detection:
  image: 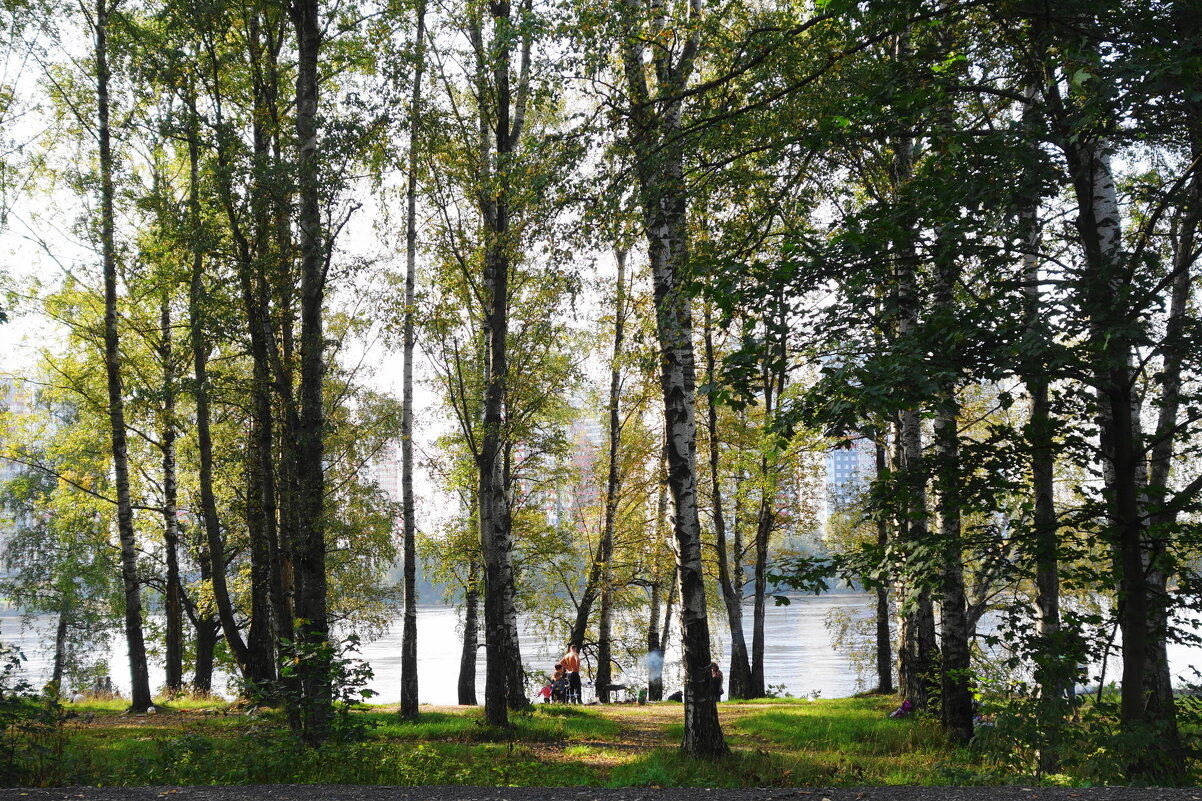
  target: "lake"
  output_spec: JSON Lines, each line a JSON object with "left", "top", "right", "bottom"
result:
{"left": 3, "top": 592, "right": 1201, "bottom": 703}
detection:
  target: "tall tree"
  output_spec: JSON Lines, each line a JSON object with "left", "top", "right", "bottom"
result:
{"left": 157, "top": 287, "right": 184, "bottom": 694}
{"left": 398, "top": 0, "right": 428, "bottom": 722}
{"left": 702, "top": 304, "right": 752, "bottom": 699}
{"left": 289, "top": 0, "right": 332, "bottom": 742}
{"left": 594, "top": 247, "right": 629, "bottom": 703}
{"left": 616, "top": 0, "right": 727, "bottom": 757}
{"left": 93, "top": 0, "right": 152, "bottom": 713}
{"left": 465, "top": 0, "right": 536, "bottom": 726}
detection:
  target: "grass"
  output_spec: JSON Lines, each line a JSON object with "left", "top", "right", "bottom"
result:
{"left": 2, "top": 695, "right": 1073, "bottom": 788}
{"left": 723, "top": 697, "right": 961, "bottom": 785}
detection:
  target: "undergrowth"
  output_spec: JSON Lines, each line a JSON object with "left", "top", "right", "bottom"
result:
{"left": 17, "top": 695, "right": 1192, "bottom": 788}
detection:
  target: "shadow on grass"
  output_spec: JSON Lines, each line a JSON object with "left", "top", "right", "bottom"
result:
{"left": 362, "top": 705, "right": 620, "bottom": 743}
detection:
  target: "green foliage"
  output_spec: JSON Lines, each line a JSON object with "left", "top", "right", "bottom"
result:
{"left": 261, "top": 635, "right": 378, "bottom": 743}
{"left": 969, "top": 691, "right": 1202, "bottom": 787}
{"left": 0, "top": 645, "right": 67, "bottom": 787}
{"left": 0, "top": 393, "right": 122, "bottom": 692}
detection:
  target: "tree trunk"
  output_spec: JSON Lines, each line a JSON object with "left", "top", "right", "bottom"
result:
{"left": 398, "top": 0, "right": 427, "bottom": 721}
{"left": 160, "top": 294, "right": 184, "bottom": 694}
{"left": 248, "top": 55, "right": 288, "bottom": 687}
{"left": 647, "top": 576, "right": 662, "bottom": 702}
{"left": 1138, "top": 41, "right": 1201, "bottom": 771}
{"left": 893, "top": 413, "right": 938, "bottom": 710}
{"left": 618, "top": 0, "right": 727, "bottom": 755}
{"left": 633, "top": 86, "right": 727, "bottom": 753}
{"left": 596, "top": 248, "right": 628, "bottom": 704}
{"left": 931, "top": 144, "right": 972, "bottom": 742}
{"left": 242, "top": 31, "right": 281, "bottom": 684}
{"left": 289, "top": 0, "right": 332, "bottom": 744}
{"left": 889, "top": 99, "right": 938, "bottom": 711}
{"left": 1061, "top": 132, "right": 1155, "bottom": 733}
{"left": 95, "top": 0, "right": 152, "bottom": 713}
{"left": 192, "top": 619, "right": 217, "bottom": 693}
{"left": 647, "top": 458, "right": 672, "bottom": 703}
{"left": 243, "top": 51, "right": 282, "bottom": 684}
{"left": 750, "top": 314, "right": 785, "bottom": 700}
{"left": 934, "top": 403, "right": 972, "bottom": 744}
{"left": 750, "top": 485, "right": 770, "bottom": 698}
{"left": 198, "top": 27, "right": 285, "bottom": 686}
{"left": 661, "top": 566, "right": 677, "bottom": 656}
{"left": 51, "top": 603, "right": 69, "bottom": 688}
{"left": 189, "top": 532, "right": 217, "bottom": 693}
{"left": 471, "top": 0, "right": 529, "bottom": 726}
{"left": 641, "top": 154, "right": 727, "bottom": 752}
{"left": 186, "top": 98, "right": 251, "bottom": 674}
{"left": 570, "top": 538, "right": 604, "bottom": 650}
{"left": 1018, "top": 140, "right": 1068, "bottom": 773}
{"left": 703, "top": 305, "right": 752, "bottom": 700}
{"left": 873, "top": 439, "right": 893, "bottom": 694}
{"left": 458, "top": 557, "right": 480, "bottom": 706}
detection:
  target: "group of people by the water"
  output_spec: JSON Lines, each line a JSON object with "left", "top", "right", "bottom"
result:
{"left": 537, "top": 642, "right": 724, "bottom": 705}
{"left": 538, "top": 644, "right": 583, "bottom": 703}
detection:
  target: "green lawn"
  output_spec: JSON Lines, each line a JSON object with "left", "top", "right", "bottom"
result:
{"left": 4, "top": 694, "right": 1158, "bottom": 788}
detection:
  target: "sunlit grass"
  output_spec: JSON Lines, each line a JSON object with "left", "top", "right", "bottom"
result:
{"left": 361, "top": 705, "right": 620, "bottom": 742}
{"left": 725, "top": 696, "right": 961, "bottom": 785}
{"left": 37, "top": 695, "right": 991, "bottom": 787}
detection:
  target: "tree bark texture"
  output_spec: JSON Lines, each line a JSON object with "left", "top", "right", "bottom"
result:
{"left": 159, "top": 294, "right": 184, "bottom": 693}
{"left": 873, "top": 440, "right": 893, "bottom": 695}
{"left": 242, "top": 52, "right": 282, "bottom": 685}
{"left": 750, "top": 335, "right": 784, "bottom": 699}
{"left": 188, "top": 177, "right": 251, "bottom": 677}
{"left": 888, "top": 108, "right": 938, "bottom": 712}
{"left": 471, "top": 0, "right": 530, "bottom": 726}
{"left": 399, "top": 0, "right": 428, "bottom": 721}
{"left": 1016, "top": 137, "right": 1069, "bottom": 773}
{"left": 930, "top": 148, "right": 973, "bottom": 742}
{"left": 1063, "top": 135, "right": 1162, "bottom": 744}
{"left": 704, "top": 306, "right": 752, "bottom": 700}
{"left": 892, "top": 407, "right": 937, "bottom": 710}
{"left": 647, "top": 457, "right": 673, "bottom": 703}
{"left": 290, "top": 0, "right": 332, "bottom": 744}
{"left": 934, "top": 404, "right": 972, "bottom": 744}
{"left": 51, "top": 604, "right": 69, "bottom": 688}
{"left": 596, "top": 248, "right": 628, "bottom": 704}
{"left": 618, "top": 0, "right": 727, "bottom": 756}
{"left": 458, "top": 557, "right": 480, "bottom": 706}
{"left": 96, "top": 0, "right": 153, "bottom": 713}
{"left": 189, "top": 533, "right": 218, "bottom": 692}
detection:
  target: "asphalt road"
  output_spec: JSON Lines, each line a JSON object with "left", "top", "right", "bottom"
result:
{"left": 2, "top": 787, "right": 1202, "bottom": 801}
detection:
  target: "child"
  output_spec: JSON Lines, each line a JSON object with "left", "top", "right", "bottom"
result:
{"left": 551, "top": 664, "right": 567, "bottom": 703}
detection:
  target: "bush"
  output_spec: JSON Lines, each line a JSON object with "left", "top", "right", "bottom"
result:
{"left": 0, "top": 643, "right": 67, "bottom": 787}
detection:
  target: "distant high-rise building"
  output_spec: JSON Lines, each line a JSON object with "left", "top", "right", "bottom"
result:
{"left": 363, "top": 440, "right": 402, "bottom": 505}
{"left": 1, "top": 377, "right": 42, "bottom": 574}
{"left": 824, "top": 433, "right": 876, "bottom": 515}
{"left": 1, "top": 377, "right": 37, "bottom": 485}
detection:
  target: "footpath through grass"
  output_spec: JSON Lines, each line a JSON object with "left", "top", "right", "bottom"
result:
{"left": 26, "top": 695, "right": 988, "bottom": 788}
